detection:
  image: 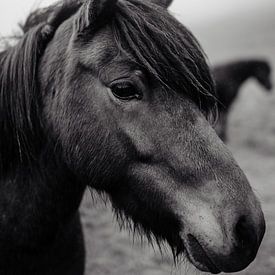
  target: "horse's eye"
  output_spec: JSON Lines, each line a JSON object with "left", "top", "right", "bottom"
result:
{"left": 110, "top": 82, "right": 143, "bottom": 100}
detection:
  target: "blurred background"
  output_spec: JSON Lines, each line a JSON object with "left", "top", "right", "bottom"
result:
{"left": 1, "top": 0, "right": 275, "bottom": 274}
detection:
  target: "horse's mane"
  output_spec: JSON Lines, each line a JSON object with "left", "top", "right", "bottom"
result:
{"left": 0, "top": 24, "right": 47, "bottom": 173}
{"left": 0, "top": 0, "right": 216, "bottom": 173}
{"left": 114, "top": 0, "right": 216, "bottom": 115}
{"left": 21, "top": 1, "right": 82, "bottom": 33}
{"left": 0, "top": 1, "right": 80, "bottom": 173}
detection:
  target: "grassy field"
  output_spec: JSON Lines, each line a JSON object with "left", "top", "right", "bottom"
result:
{"left": 80, "top": 5, "right": 275, "bottom": 275}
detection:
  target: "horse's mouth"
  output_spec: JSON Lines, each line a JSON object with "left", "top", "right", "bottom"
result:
{"left": 182, "top": 234, "right": 221, "bottom": 274}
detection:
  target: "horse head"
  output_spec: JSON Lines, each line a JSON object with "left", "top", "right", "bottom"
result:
{"left": 5, "top": 0, "right": 265, "bottom": 273}
{"left": 253, "top": 60, "right": 273, "bottom": 91}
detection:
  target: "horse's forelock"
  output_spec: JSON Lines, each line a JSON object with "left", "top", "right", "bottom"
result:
{"left": 113, "top": 0, "right": 217, "bottom": 118}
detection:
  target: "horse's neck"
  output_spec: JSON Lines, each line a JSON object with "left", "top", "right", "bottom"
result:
{"left": 0, "top": 148, "right": 86, "bottom": 254}
{"left": 0, "top": 31, "right": 86, "bottom": 270}
{"left": 0, "top": 43, "right": 85, "bottom": 241}
{"left": 0, "top": 162, "right": 86, "bottom": 272}
{"left": 229, "top": 61, "right": 257, "bottom": 87}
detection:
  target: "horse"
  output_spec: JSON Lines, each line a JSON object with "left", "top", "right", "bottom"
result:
{"left": 212, "top": 59, "right": 273, "bottom": 141}
{"left": 0, "top": 0, "right": 265, "bottom": 274}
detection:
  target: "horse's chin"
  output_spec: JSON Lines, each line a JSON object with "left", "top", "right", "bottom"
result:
{"left": 178, "top": 234, "right": 221, "bottom": 274}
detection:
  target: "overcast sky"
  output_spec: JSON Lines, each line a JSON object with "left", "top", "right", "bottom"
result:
{"left": 0, "top": 0, "right": 274, "bottom": 36}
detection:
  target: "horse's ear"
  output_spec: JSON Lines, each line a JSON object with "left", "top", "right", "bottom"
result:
{"left": 75, "top": 0, "right": 118, "bottom": 34}
{"left": 40, "top": 1, "right": 82, "bottom": 39}
{"left": 148, "top": 0, "right": 173, "bottom": 9}
{"left": 47, "top": 1, "right": 82, "bottom": 31}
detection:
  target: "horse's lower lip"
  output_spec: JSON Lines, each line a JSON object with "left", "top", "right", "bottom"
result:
{"left": 184, "top": 234, "right": 221, "bottom": 274}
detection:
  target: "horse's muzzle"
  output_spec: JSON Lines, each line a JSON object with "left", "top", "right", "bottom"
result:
{"left": 181, "top": 207, "right": 266, "bottom": 274}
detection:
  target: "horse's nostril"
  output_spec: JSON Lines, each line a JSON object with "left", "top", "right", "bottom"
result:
{"left": 235, "top": 216, "right": 258, "bottom": 257}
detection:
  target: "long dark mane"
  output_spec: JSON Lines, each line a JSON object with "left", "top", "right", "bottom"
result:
{"left": 0, "top": 24, "right": 47, "bottom": 174}
{"left": 113, "top": 0, "right": 216, "bottom": 114}
{"left": 0, "top": 1, "right": 79, "bottom": 175}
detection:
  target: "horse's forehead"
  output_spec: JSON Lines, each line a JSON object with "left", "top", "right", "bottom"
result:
{"left": 78, "top": 27, "right": 120, "bottom": 70}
